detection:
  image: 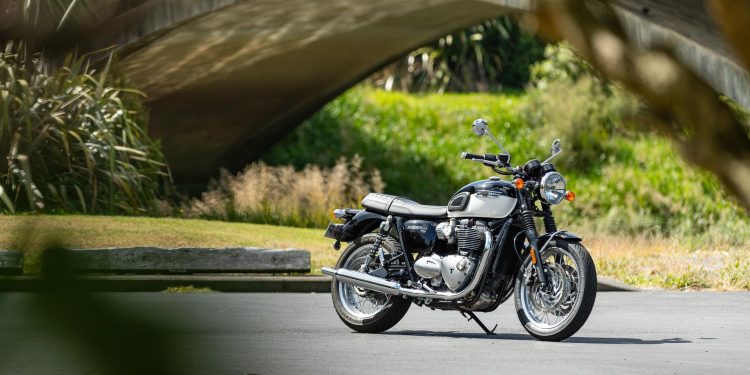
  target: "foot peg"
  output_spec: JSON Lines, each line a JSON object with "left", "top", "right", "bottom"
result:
{"left": 461, "top": 310, "right": 497, "bottom": 335}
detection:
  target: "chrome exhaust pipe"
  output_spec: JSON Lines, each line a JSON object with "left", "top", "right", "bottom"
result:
{"left": 323, "top": 231, "right": 494, "bottom": 301}
{"left": 322, "top": 267, "right": 400, "bottom": 295}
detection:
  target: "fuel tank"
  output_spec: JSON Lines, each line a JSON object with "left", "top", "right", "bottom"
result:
{"left": 447, "top": 178, "right": 516, "bottom": 219}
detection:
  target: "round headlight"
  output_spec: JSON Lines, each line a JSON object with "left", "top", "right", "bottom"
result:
{"left": 540, "top": 172, "right": 566, "bottom": 204}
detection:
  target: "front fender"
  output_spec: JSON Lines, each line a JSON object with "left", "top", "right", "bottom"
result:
{"left": 538, "top": 230, "right": 582, "bottom": 245}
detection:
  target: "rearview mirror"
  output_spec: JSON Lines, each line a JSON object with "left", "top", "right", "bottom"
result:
{"left": 550, "top": 139, "right": 562, "bottom": 156}
{"left": 471, "top": 118, "right": 511, "bottom": 158}
{"left": 543, "top": 139, "right": 563, "bottom": 164}
{"left": 472, "top": 119, "right": 488, "bottom": 136}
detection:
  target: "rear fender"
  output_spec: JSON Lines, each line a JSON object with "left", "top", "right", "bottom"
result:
{"left": 338, "top": 211, "right": 386, "bottom": 242}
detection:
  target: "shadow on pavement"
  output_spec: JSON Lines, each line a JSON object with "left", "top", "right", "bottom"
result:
{"left": 384, "top": 330, "right": 691, "bottom": 345}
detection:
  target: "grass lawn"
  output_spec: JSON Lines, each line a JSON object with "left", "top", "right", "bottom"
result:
{"left": 0, "top": 215, "right": 337, "bottom": 275}
{"left": 1, "top": 215, "right": 748, "bottom": 290}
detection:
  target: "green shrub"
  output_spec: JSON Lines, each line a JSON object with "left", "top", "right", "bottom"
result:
{"left": 523, "top": 43, "right": 643, "bottom": 171}
{"left": 263, "top": 84, "right": 749, "bottom": 239}
{"left": 262, "top": 87, "right": 539, "bottom": 205}
{"left": 521, "top": 43, "right": 748, "bottom": 238}
{"left": 0, "top": 41, "right": 170, "bottom": 214}
{"left": 528, "top": 43, "right": 600, "bottom": 87}
{"left": 262, "top": 41, "right": 748, "bottom": 239}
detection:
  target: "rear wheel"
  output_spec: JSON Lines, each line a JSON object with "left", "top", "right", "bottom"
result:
{"left": 331, "top": 233, "right": 411, "bottom": 333}
{"left": 514, "top": 240, "right": 597, "bottom": 341}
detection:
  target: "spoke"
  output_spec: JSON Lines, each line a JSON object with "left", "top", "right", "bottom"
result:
{"left": 521, "top": 247, "right": 584, "bottom": 329}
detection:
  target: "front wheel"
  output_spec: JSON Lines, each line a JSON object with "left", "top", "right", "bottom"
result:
{"left": 514, "top": 240, "right": 597, "bottom": 341}
{"left": 331, "top": 233, "right": 411, "bottom": 333}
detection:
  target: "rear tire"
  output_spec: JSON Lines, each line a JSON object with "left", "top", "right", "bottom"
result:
{"left": 514, "top": 240, "right": 597, "bottom": 341}
{"left": 331, "top": 234, "right": 411, "bottom": 333}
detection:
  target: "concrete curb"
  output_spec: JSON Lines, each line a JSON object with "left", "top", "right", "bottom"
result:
{"left": 0, "top": 275, "right": 638, "bottom": 292}
{"left": 597, "top": 277, "right": 640, "bottom": 292}
{"left": 68, "top": 247, "right": 311, "bottom": 273}
{"left": 0, "top": 250, "right": 22, "bottom": 275}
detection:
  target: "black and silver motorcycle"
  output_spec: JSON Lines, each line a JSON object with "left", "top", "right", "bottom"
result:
{"left": 322, "top": 119, "right": 596, "bottom": 341}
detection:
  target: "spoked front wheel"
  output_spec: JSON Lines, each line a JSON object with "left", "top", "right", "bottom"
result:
{"left": 514, "top": 240, "right": 597, "bottom": 341}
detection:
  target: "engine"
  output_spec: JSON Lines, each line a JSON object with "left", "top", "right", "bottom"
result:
{"left": 411, "top": 219, "right": 487, "bottom": 291}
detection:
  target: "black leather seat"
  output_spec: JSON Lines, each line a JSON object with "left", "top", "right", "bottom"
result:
{"left": 361, "top": 193, "right": 447, "bottom": 219}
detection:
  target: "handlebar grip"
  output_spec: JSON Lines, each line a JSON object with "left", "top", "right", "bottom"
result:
{"left": 484, "top": 154, "right": 498, "bottom": 161}
{"left": 462, "top": 152, "right": 484, "bottom": 160}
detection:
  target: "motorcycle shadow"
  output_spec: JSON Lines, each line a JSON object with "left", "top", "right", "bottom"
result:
{"left": 383, "top": 330, "right": 691, "bottom": 345}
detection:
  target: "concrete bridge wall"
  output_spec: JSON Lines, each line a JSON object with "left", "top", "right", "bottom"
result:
{"left": 70, "top": 0, "right": 749, "bottom": 188}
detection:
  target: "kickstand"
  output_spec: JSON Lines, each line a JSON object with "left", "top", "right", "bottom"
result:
{"left": 460, "top": 310, "right": 498, "bottom": 335}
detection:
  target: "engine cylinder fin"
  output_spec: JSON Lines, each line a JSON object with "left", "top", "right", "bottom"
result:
{"left": 456, "top": 227, "right": 485, "bottom": 253}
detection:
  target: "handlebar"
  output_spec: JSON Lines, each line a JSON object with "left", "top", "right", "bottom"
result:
{"left": 462, "top": 151, "right": 519, "bottom": 176}
{"left": 461, "top": 152, "right": 497, "bottom": 161}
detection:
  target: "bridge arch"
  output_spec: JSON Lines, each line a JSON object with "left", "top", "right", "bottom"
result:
{"left": 72, "top": 0, "right": 749, "bottom": 187}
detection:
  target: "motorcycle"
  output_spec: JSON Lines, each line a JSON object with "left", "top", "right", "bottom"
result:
{"left": 322, "top": 119, "right": 596, "bottom": 341}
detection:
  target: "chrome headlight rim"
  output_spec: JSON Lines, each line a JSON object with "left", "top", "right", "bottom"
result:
{"left": 539, "top": 172, "right": 566, "bottom": 205}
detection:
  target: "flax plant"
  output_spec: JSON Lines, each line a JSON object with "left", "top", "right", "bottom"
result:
{"left": 0, "top": 41, "right": 170, "bottom": 214}
{"left": 370, "top": 16, "right": 545, "bottom": 92}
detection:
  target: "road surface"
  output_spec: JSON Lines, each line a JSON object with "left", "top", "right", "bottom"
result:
{"left": 1, "top": 292, "right": 748, "bottom": 374}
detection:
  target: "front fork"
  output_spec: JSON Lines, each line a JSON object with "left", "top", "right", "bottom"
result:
{"left": 518, "top": 192, "right": 548, "bottom": 288}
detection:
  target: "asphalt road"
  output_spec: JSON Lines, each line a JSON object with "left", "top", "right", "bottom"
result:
{"left": 1, "top": 292, "right": 748, "bottom": 374}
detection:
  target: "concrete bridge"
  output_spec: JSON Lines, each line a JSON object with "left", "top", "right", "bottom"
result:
{"left": 54, "top": 0, "right": 750, "bottom": 188}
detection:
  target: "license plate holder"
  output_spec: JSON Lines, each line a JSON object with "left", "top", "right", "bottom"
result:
{"left": 324, "top": 223, "right": 345, "bottom": 240}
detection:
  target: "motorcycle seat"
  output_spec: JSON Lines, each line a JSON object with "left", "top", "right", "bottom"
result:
{"left": 361, "top": 193, "right": 447, "bottom": 219}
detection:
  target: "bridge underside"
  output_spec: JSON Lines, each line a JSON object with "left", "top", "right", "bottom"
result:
{"left": 69, "top": 0, "right": 748, "bottom": 188}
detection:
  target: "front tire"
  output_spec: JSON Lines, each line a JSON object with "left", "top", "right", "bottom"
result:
{"left": 331, "top": 234, "right": 411, "bottom": 333}
{"left": 514, "top": 240, "right": 597, "bottom": 341}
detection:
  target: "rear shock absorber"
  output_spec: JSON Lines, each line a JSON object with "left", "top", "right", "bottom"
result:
{"left": 369, "top": 215, "right": 393, "bottom": 265}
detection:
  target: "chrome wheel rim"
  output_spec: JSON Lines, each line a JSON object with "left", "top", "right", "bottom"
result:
{"left": 337, "top": 245, "right": 391, "bottom": 319}
{"left": 519, "top": 247, "right": 581, "bottom": 330}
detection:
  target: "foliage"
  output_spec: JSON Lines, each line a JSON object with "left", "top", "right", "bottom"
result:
{"left": 523, "top": 43, "right": 643, "bottom": 171}
{"left": 522, "top": 44, "right": 748, "bottom": 238}
{"left": 0, "top": 41, "right": 170, "bottom": 214}
{"left": 369, "top": 16, "right": 545, "bottom": 93}
{"left": 262, "top": 82, "right": 749, "bottom": 240}
{"left": 528, "top": 43, "right": 599, "bottom": 86}
{"left": 533, "top": 0, "right": 750, "bottom": 212}
{"left": 184, "top": 157, "right": 383, "bottom": 228}
{"left": 262, "top": 86, "right": 533, "bottom": 205}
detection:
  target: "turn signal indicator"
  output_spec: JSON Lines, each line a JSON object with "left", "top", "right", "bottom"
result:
{"left": 565, "top": 191, "right": 576, "bottom": 202}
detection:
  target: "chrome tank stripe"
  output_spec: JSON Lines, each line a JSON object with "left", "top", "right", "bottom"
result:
{"left": 448, "top": 194, "right": 516, "bottom": 218}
